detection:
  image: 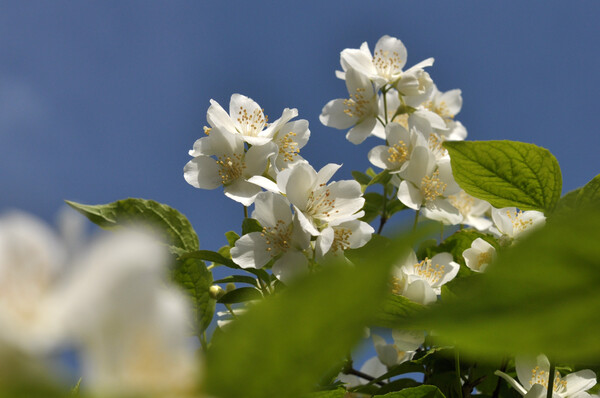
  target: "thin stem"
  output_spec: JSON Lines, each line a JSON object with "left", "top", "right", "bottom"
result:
{"left": 547, "top": 362, "right": 555, "bottom": 398}
{"left": 207, "top": 263, "right": 215, "bottom": 270}
{"left": 440, "top": 222, "right": 444, "bottom": 241}
{"left": 492, "top": 357, "right": 508, "bottom": 398}
{"left": 382, "top": 86, "right": 389, "bottom": 125}
{"left": 225, "top": 304, "right": 237, "bottom": 318}
{"left": 345, "top": 368, "right": 387, "bottom": 387}
{"left": 376, "top": 116, "right": 386, "bottom": 126}
{"left": 243, "top": 205, "right": 248, "bottom": 218}
{"left": 412, "top": 208, "right": 420, "bottom": 232}
{"left": 257, "top": 277, "right": 270, "bottom": 296}
{"left": 198, "top": 331, "right": 208, "bottom": 351}
{"left": 377, "top": 187, "right": 388, "bottom": 235}
{"left": 455, "top": 350, "right": 464, "bottom": 398}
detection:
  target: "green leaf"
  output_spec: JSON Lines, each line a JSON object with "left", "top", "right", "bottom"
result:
{"left": 361, "top": 192, "right": 384, "bottom": 223}
{"left": 426, "top": 229, "right": 498, "bottom": 269}
{"left": 66, "top": 198, "right": 199, "bottom": 254}
{"left": 171, "top": 257, "right": 215, "bottom": 334}
{"left": 213, "top": 275, "right": 258, "bottom": 287}
{"left": 368, "top": 169, "right": 392, "bottom": 187}
{"left": 443, "top": 140, "right": 562, "bottom": 212}
{"left": 371, "top": 294, "right": 425, "bottom": 329}
{"left": 377, "top": 385, "right": 446, "bottom": 397}
{"left": 554, "top": 174, "right": 600, "bottom": 217}
{"left": 205, "top": 234, "right": 412, "bottom": 398}
{"left": 179, "top": 249, "right": 238, "bottom": 269}
{"left": 416, "top": 208, "right": 600, "bottom": 362}
{"left": 225, "top": 230, "right": 240, "bottom": 246}
{"left": 352, "top": 170, "right": 373, "bottom": 186}
{"left": 242, "top": 217, "right": 263, "bottom": 235}
{"left": 217, "top": 287, "right": 263, "bottom": 304}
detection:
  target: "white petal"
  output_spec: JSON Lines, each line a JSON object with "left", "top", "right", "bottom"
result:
{"left": 247, "top": 175, "right": 280, "bottom": 193}
{"left": 316, "top": 163, "right": 341, "bottom": 187}
{"left": 230, "top": 232, "right": 272, "bottom": 269}
{"left": 207, "top": 99, "right": 237, "bottom": 133}
{"left": 374, "top": 35, "right": 407, "bottom": 73}
{"left": 244, "top": 142, "right": 277, "bottom": 177}
{"left": 320, "top": 99, "right": 357, "bottom": 129}
{"left": 495, "top": 370, "right": 528, "bottom": 396}
{"left": 340, "top": 48, "right": 378, "bottom": 80}
{"left": 346, "top": 118, "right": 378, "bottom": 145}
{"left": 564, "top": 370, "right": 597, "bottom": 395}
{"left": 224, "top": 180, "right": 261, "bottom": 206}
{"left": 284, "top": 163, "right": 316, "bottom": 210}
{"left": 294, "top": 206, "right": 319, "bottom": 236}
{"left": 368, "top": 145, "right": 393, "bottom": 169}
{"left": 272, "top": 251, "right": 308, "bottom": 283}
{"left": 183, "top": 157, "right": 221, "bottom": 189}
{"left": 397, "top": 180, "right": 422, "bottom": 210}
{"left": 439, "top": 89, "right": 462, "bottom": 117}
{"left": 315, "top": 227, "right": 334, "bottom": 259}
{"left": 252, "top": 191, "right": 292, "bottom": 228}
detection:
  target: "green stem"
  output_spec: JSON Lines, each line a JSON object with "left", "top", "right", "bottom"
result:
{"left": 225, "top": 304, "right": 237, "bottom": 318}
{"left": 243, "top": 205, "right": 248, "bottom": 218}
{"left": 377, "top": 187, "right": 388, "bottom": 235}
{"left": 547, "top": 362, "right": 555, "bottom": 398}
{"left": 412, "top": 208, "right": 420, "bottom": 232}
{"left": 455, "top": 350, "right": 464, "bottom": 398}
{"left": 440, "top": 222, "right": 444, "bottom": 241}
{"left": 198, "top": 331, "right": 208, "bottom": 351}
{"left": 383, "top": 86, "right": 389, "bottom": 125}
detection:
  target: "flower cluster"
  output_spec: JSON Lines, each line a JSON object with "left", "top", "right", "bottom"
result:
{"left": 185, "top": 94, "right": 374, "bottom": 281}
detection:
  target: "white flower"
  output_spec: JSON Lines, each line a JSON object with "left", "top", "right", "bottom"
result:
{"left": 367, "top": 122, "right": 428, "bottom": 173}
{"left": 395, "top": 146, "right": 460, "bottom": 212}
{"left": 184, "top": 126, "right": 277, "bottom": 206}
{"left": 490, "top": 207, "right": 546, "bottom": 239}
{"left": 463, "top": 238, "right": 496, "bottom": 273}
{"left": 423, "top": 85, "right": 463, "bottom": 124}
{"left": 272, "top": 162, "right": 365, "bottom": 235}
{"left": 320, "top": 68, "right": 384, "bottom": 144}
{"left": 315, "top": 219, "right": 374, "bottom": 260}
{"left": 337, "top": 356, "right": 387, "bottom": 389}
{"left": 230, "top": 191, "right": 311, "bottom": 282}
{"left": 447, "top": 190, "right": 493, "bottom": 230}
{"left": 392, "top": 250, "right": 459, "bottom": 305}
{"left": 206, "top": 93, "right": 298, "bottom": 146}
{"left": 395, "top": 61, "right": 435, "bottom": 106}
{"left": 269, "top": 118, "right": 311, "bottom": 175}
{"left": 495, "top": 354, "right": 596, "bottom": 397}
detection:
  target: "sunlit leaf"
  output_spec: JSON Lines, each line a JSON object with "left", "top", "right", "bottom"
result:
{"left": 443, "top": 141, "right": 562, "bottom": 212}
{"left": 66, "top": 198, "right": 199, "bottom": 255}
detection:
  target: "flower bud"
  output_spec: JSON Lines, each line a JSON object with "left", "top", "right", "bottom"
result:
{"left": 209, "top": 285, "right": 225, "bottom": 300}
{"left": 225, "top": 282, "right": 236, "bottom": 292}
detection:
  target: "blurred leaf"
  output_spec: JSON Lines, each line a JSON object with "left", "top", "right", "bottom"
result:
{"left": 368, "top": 169, "right": 392, "bottom": 187}
{"left": 352, "top": 170, "right": 373, "bottom": 186}
{"left": 172, "top": 256, "right": 215, "bottom": 334}
{"left": 371, "top": 294, "right": 425, "bottom": 329}
{"left": 361, "top": 192, "right": 384, "bottom": 223}
{"left": 205, "top": 233, "right": 412, "bottom": 398}
{"left": 213, "top": 275, "right": 258, "bottom": 287}
{"left": 387, "top": 198, "right": 407, "bottom": 216}
{"left": 553, "top": 174, "right": 600, "bottom": 217}
{"left": 416, "top": 208, "right": 600, "bottom": 362}
{"left": 443, "top": 141, "right": 562, "bottom": 212}
{"left": 180, "top": 249, "right": 238, "bottom": 269}
{"left": 217, "top": 287, "right": 263, "bottom": 304}
{"left": 305, "top": 387, "right": 347, "bottom": 397}
{"left": 242, "top": 217, "right": 263, "bottom": 235}
{"left": 66, "top": 198, "right": 199, "bottom": 254}
{"left": 376, "top": 385, "right": 446, "bottom": 397}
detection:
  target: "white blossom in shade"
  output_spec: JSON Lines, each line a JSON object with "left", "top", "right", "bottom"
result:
{"left": 463, "top": 238, "right": 496, "bottom": 273}
{"left": 269, "top": 162, "right": 365, "bottom": 236}
{"left": 495, "top": 354, "right": 596, "bottom": 397}
{"left": 367, "top": 122, "right": 428, "bottom": 174}
{"left": 490, "top": 207, "right": 546, "bottom": 240}
{"left": 320, "top": 68, "right": 384, "bottom": 145}
{"left": 269, "top": 118, "right": 311, "bottom": 175}
{"left": 184, "top": 126, "right": 277, "bottom": 206}
{"left": 337, "top": 356, "right": 387, "bottom": 389}
{"left": 395, "top": 60, "right": 436, "bottom": 107}
{"left": 205, "top": 93, "right": 298, "bottom": 146}
{"left": 230, "top": 191, "right": 311, "bottom": 282}
{"left": 315, "top": 219, "right": 374, "bottom": 260}
{"left": 423, "top": 85, "right": 463, "bottom": 124}
{"left": 447, "top": 190, "right": 493, "bottom": 231}
{"left": 0, "top": 212, "right": 67, "bottom": 352}
{"left": 391, "top": 250, "right": 459, "bottom": 305}
{"left": 395, "top": 146, "right": 461, "bottom": 214}
{"left": 371, "top": 330, "right": 424, "bottom": 368}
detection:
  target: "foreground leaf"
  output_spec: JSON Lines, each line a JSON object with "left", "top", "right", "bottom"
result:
{"left": 205, "top": 235, "right": 412, "bottom": 398}
{"left": 417, "top": 208, "right": 600, "bottom": 362}
{"left": 66, "top": 198, "right": 199, "bottom": 254}
{"left": 554, "top": 173, "right": 600, "bottom": 217}
{"left": 377, "top": 385, "right": 446, "bottom": 397}
{"left": 443, "top": 140, "right": 562, "bottom": 212}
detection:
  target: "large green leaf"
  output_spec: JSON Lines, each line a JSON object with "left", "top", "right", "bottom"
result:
{"left": 305, "top": 387, "right": 348, "bottom": 398}
{"left": 371, "top": 294, "right": 425, "bottom": 329}
{"left": 172, "top": 256, "right": 215, "bottom": 334}
{"left": 205, "top": 235, "right": 412, "bottom": 398}
{"left": 66, "top": 198, "right": 199, "bottom": 255}
{"left": 416, "top": 208, "right": 600, "bottom": 362}
{"left": 554, "top": 174, "right": 600, "bottom": 217}
{"left": 377, "top": 385, "right": 446, "bottom": 397}
{"left": 443, "top": 140, "right": 562, "bottom": 212}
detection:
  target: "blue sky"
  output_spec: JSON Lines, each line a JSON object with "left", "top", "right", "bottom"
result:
{"left": 1, "top": 1, "right": 599, "bottom": 254}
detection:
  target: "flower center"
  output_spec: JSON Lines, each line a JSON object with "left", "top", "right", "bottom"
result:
{"left": 306, "top": 184, "right": 339, "bottom": 220}
{"left": 235, "top": 106, "right": 268, "bottom": 137}
{"left": 448, "top": 191, "right": 475, "bottom": 217}
{"left": 373, "top": 49, "right": 403, "bottom": 79}
{"left": 278, "top": 131, "right": 300, "bottom": 163}
{"left": 261, "top": 220, "right": 292, "bottom": 256}
{"left": 343, "top": 88, "right": 370, "bottom": 119}
{"left": 412, "top": 257, "right": 446, "bottom": 285}
{"left": 529, "top": 367, "right": 568, "bottom": 393}
{"left": 428, "top": 134, "right": 448, "bottom": 158}
{"left": 216, "top": 154, "right": 245, "bottom": 185}
{"left": 476, "top": 252, "right": 492, "bottom": 270}
{"left": 506, "top": 209, "right": 534, "bottom": 233}
{"left": 425, "top": 100, "right": 454, "bottom": 120}
{"left": 420, "top": 170, "right": 447, "bottom": 202}
{"left": 387, "top": 141, "right": 408, "bottom": 166}
{"left": 331, "top": 227, "right": 352, "bottom": 252}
